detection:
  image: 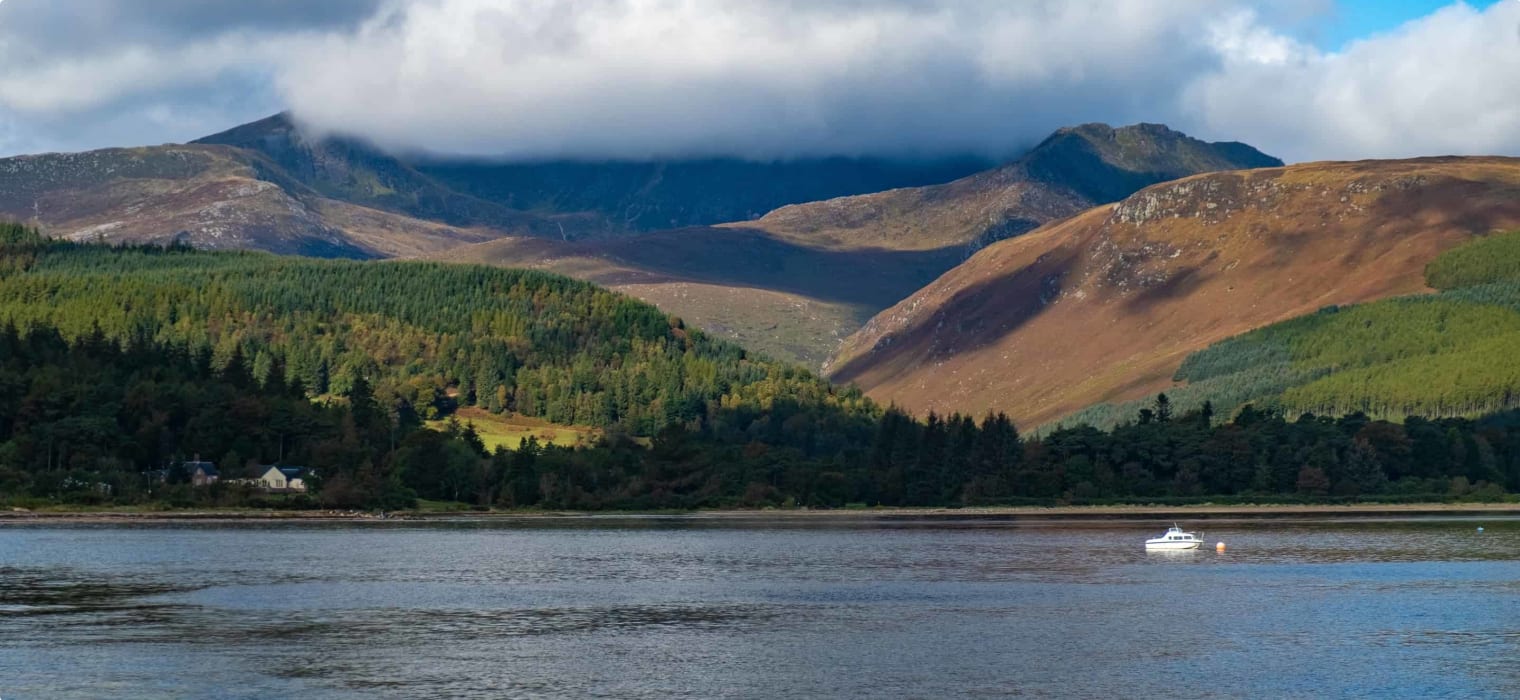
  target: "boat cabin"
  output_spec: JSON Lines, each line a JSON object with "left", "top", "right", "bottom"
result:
{"left": 1160, "top": 527, "right": 1198, "bottom": 542}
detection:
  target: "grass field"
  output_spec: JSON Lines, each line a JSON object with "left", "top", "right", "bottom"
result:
{"left": 426, "top": 408, "right": 598, "bottom": 451}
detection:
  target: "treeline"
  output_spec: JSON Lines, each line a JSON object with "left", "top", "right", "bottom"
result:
{"left": 1022, "top": 397, "right": 1519, "bottom": 503}
{"left": 5, "top": 315, "right": 1515, "bottom": 509}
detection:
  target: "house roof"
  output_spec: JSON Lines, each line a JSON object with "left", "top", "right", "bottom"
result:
{"left": 259, "top": 465, "right": 308, "bottom": 479}
{"left": 184, "top": 461, "right": 218, "bottom": 476}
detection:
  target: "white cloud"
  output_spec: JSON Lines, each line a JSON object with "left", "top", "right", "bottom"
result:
{"left": 2, "top": 0, "right": 1519, "bottom": 162}
{"left": 1207, "top": 10, "right": 1317, "bottom": 67}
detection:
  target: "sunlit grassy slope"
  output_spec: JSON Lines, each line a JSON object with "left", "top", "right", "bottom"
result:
{"left": 1063, "top": 229, "right": 1520, "bottom": 427}
{"left": 425, "top": 408, "right": 598, "bottom": 451}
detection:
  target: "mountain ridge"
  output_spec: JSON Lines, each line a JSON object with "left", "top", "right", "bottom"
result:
{"left": 196, "top": 112, "right": 997, "bottom": 235}
{"left": 737, "top": 122, "right": 1283, "bottom": 254}
{"left": 192, "top": 113, "right": 602, "bottom": 239}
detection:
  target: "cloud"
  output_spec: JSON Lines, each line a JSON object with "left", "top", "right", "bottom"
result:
{"left": 279, "top": 0, "right": 1231, "bottom": 159}
{"left": 1189, "top": 2, "right": 1520, "bottom": 161}
{"left": 1, "top": 0, "right": 1519, "bottom": 163}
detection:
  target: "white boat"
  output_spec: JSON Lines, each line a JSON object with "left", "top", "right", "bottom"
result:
{"left": 1145, "top": 524, "right": 1204, "bottom": 550}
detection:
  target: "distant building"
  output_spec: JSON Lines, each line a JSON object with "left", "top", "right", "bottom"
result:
{"left": 185, "top": 461, "right": 219, "bottom": 487}
{"left": 256, "top": 465, "right": 310, "bottom": 493}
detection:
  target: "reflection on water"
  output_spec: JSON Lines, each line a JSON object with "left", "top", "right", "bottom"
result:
{"left": 0, "top": 518, "right": 1517, "bottom": 699}
{"left": 0, "top": 567, "right": 189, "bottom": 615}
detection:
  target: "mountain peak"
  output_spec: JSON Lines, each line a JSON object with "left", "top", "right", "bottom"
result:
{"left": 1019, "top": 122, "right": 1283, "bottom": 203}
{"left": 191, "top": 112, "right": 301, "bottom": 149}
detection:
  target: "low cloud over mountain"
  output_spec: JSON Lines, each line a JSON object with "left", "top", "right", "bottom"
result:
{"left": 2, "top": 0, "right": 1518, "bottom": 162}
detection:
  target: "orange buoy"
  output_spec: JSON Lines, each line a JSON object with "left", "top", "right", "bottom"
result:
{"left": 1216, "top": 541, "right": 1227, "bottom": 553}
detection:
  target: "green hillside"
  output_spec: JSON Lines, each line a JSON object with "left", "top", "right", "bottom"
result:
{"left": 1065, "top": 230, "right": 1520, "bottom": 427}
{"left": 0, "top": 222, "right": 874, "bottom": 437}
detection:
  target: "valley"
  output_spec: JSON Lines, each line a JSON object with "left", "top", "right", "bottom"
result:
{"left": 435, "top": 123, "right": 1281, "bottom": 366}
{"left": 7, "top": 117, "right": 1520, "bottom": 510}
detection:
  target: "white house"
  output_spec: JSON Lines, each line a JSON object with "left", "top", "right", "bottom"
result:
{"left": 256, "top": 465, "right": 310, "bottom": 493}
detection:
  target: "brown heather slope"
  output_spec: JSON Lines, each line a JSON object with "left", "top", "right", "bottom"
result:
{"left": 0, "top": 145, "right": 503, "bottom": 258}
{"left": 439, "top": 124, "right": 1279, "bottom": 367}
{"left": 827, "top": 157, "right": 1520, "bottom": 426}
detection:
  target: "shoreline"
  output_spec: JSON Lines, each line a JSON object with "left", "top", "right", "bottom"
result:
{"left": 3, "top": 501, "right": 1518, "bottom": 524}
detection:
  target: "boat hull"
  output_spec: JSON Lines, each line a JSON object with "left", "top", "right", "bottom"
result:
{"left": 1144, "top": 540, "right": 1202, "bottom": 550}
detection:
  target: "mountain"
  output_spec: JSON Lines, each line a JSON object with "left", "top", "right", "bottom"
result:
{"left": 191, "top": 114, "right": 598, "bottom": 238}
{"left": 196, "top": 112, "right": 994, "bottom": 234}
{"left": 0, "top": 112, "right": 991, "bottom": 261}
{"left": 0, "top": 115, "right": 1279, "bottom": 368}
{"left": 440, "top": 123, "right": 1282, "bottom": 366}
{"left": 0, "top": 142, "right": 520, "bottom": 258}
{"left": 827, "top": 157, "right": 1520, "bottom": 427}
{"left": 746, "top": 123, "right": 1283, "bottom": 253}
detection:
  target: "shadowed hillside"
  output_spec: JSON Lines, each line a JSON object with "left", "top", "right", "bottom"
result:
{"left": 829, "top": 157, "right": 1520, "bottom": 426}
{"left": 416, "top": 154, "right": 995, "bottom": 232}
{"left": 435, "top": 228, "right": 966, "bottom": 366}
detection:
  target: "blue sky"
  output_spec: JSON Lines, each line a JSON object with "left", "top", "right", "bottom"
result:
{"left": 1321, "top": 0, "right": 1504, "bottom": 47}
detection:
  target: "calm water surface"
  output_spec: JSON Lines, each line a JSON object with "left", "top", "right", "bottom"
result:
{"left": 1, "top": 516, "right": 1517, "bottom": 699}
